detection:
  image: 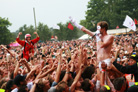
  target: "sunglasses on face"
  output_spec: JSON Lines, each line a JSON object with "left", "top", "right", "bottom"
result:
{"left": 27, "top": 37, "right": 31, "bottom": 39}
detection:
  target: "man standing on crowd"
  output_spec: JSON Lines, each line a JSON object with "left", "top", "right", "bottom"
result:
{"left": 69, "top": 17, "right": 113, "bottom": 69}
{"left": 69, "top": 17, "right": 115, "bottom": 91}
{"left": 16, "top": 32, "right": 40, "bottom": 61}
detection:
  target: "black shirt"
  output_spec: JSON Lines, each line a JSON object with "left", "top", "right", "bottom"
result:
{"left": 113, "top": 59, "right": 138, "bottom": 82}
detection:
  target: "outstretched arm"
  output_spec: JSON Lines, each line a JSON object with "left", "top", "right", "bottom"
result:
{"left": 69, "top": 17, "right": 95, "bottom": 36}
{"left": 1, "top": 45, "right": 14, "bottom": 57}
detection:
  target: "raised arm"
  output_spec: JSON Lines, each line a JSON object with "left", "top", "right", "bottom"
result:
{"left": 100, "top": 62, "right": 107, "bottom": 86}
{"left": 1, "top": 45, "right": 14, "bottom": 57}
{"left": 14, "top": 60, "right": 21, "bottom": 78}
{"left": 69, "top": 17, "right": 95, "bottom": 36}
{"left": 70, "top": 64, "right": 83, "bottom": 92}
{"left": 31, "top": 32, "right": 40, "bottom": 44}
{"left": 30, "top": 79, "right": 39, "bottom": 92}
{"left": 54, "top": 50, "right": 62, "bottom": 83}
{"left": 16, "top": 32, "right": 25, "bottom": 46}
{"left": 62, "top": 63, "right": 69, "bottom": 82}
{"left": 21, "top": 59, "right": 31, "bottom": 72}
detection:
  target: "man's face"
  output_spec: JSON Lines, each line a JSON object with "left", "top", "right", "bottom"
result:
{"left": 128, "top": 59, "right": 136, "bottom": 65}
{"left": 97, "top": 25, "right": 104, "bottom": 34}
{"left": 26, "top": 37, "right": 31, "bottom": 42}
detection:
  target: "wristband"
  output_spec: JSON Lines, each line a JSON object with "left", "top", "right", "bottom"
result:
{"left": 66, "top": 72, "right": 70, "bottom": 74}
{"left": 102, "top": 69, "right": 106, "bottom": 72}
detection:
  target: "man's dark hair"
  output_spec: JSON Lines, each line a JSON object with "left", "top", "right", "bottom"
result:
{"left": 81, "top": 78, "right": 91, "bottom": 91}
{"left": 6, "top": 80, "right": 14, "bottom": 91}
{"left": 18, "top": 86, "right": 28, "bottom": 92}
{"left": 97, "top": 21, "right": 108, "bottom": 31}
{"left": 59, "top": 71, "right": 66, "bottom": 82}
{"left": 113, "top": 77, "right": 126, "bottom": 91}
{"left": 42, "top": 54, "right": 45, "bottom": 58}
{"left": 100, "top": 86, "right": 111, "bottom": 92}
{"left": 6, "top": 45, "right": 11, "bottom": 49}
{"left": 81, "top": 65, "right": 95, "bottom": 80}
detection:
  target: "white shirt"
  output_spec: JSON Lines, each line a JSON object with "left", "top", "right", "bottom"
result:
{"left": 11, "top": 82, "right": 33, "bottom": 92}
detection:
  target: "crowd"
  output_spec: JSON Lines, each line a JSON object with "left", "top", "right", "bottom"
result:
{"left": 0, "top": 29, "right": 138, "bottom": 92}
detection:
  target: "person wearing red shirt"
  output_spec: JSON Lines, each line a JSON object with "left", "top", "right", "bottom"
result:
{"left": 16, "top": 32, "right": 40, "bottom": 61}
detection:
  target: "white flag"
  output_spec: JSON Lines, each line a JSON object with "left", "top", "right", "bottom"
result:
{"left": 123, "top": 15, "right": 136, "bottom": 31}
{"left": 53, "top": 24, "right": 60, "bottom": 30}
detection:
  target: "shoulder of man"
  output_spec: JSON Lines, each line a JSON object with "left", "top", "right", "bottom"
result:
{"left": 11, "top": 88, "right": 18, "bottom": 92}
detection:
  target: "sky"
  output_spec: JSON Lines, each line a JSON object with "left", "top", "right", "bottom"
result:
{"left": 0, "top": 0, "right": 90, "bottom": 32}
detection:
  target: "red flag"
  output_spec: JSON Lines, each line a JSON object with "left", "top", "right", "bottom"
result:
{"left": 68, "top": 23, "right": 74, "bottom": 30}
{"left": 116, "top": 26, "right": 119, "bottom": 29}
{"left": 134, "top": 19, "right": 137, "bottom": 25}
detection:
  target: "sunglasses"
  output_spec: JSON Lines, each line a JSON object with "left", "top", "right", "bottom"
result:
{"left": 26, "top": 37, "right": 31, "bottom": 39}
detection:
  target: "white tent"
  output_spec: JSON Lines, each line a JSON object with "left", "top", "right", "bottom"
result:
{"left": 107, "top": 28, "right": 131, "bottom": 35}
{"left": 78, "top": 34, "right": 91, "bottom": 40}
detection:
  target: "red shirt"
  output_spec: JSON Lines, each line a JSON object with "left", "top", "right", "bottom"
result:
{"left": 16, "top": 37, "right": 40, "bottom": 55}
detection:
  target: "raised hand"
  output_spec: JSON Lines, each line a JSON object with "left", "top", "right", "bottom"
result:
{"left": 18, "top": 32, "right": 22, "bottom": 36}
{"left": 69, "top": 16, "right": 83, "bottom": 30}
{"left": 34, "top": 32, "right": 38, "bottom": 35}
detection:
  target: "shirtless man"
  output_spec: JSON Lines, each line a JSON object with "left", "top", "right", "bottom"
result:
{"left": 69, "top": 17, "right": 114, "bottom": 69}
{"left": 69, "top": 17, "right": 115, "bottom": 91}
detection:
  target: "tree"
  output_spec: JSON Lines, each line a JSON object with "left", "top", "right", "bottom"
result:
{"left": 53, "top": 22, "right": 80, "bottom": 41}
{"left": 16, "top": 23, "right": 52, "bottom": 42}
{"left": 0, "top": 17, "right": 14, "bottom": 45}
{"left": 81, "top": 0, "right": 138, "bottom": 31}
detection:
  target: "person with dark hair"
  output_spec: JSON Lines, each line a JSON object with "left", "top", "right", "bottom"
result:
{"left": 113, "top": 49, "right": 138, "bottom": 82}
{"left": 81, "top": 78, "right": 94, "bottom": 92}
{"left": 6, "top": 80, "right": 16, "bottom": 92}
{"left": 18, "top": 86, "right": 29, "bottom": 92}
{"left": 81, "top": 65, "right": 95, "bottom": 80}
{"left": 127, "top": 85, "right": 138, "bottom": 92}
{"left": 11, "top": 74, "right": 33, "bottom": 92}
{"left": 113, "top": 77, "right": 127, "bottom": 92}
{"left": 69, "top": 17, "right": 116, "bottom": 91}
{"left": 100, "top": 85, "right": 111, "bottom": 92}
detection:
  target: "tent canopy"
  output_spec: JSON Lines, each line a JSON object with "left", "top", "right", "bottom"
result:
{"left": 78, "top": 34, "right": 91, "bottom": 40}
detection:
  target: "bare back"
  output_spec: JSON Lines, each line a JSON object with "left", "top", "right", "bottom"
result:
{"left": 97, "top": 35, "right": 114, "bottom": 61}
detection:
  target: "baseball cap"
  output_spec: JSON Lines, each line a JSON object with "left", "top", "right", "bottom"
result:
{"left": 130, "top": 54, "right": 138, "bottom": 62}
{"left": 13, "top": 74, "right": 27, "bottom": 86}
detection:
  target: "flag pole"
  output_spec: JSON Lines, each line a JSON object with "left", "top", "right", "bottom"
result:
{"left": 33, "top": 8, "right": 37, "bottom": 32}
{"left": 126, "top": 28, "right": 127, "bottom": 35}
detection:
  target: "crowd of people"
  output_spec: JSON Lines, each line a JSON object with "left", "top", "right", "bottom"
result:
{"left": 0, "top": 20, "right": 138, "bottom": 92}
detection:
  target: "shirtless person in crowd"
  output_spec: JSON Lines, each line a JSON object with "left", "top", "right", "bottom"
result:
{"left": 69, "top": 17, "right": 113, "bottom": 70}
{"left": 69, "top": 17, "right": 116, "bottom": 91}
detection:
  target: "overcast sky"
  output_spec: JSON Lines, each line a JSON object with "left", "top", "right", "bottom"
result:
{"left": 0, "top": 0, "right": 90, "bottom": 32}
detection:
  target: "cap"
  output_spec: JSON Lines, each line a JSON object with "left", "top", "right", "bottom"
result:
{"left": 25, "top": 34, "right": 31, "bottom": 39}
{"left": 14, "top": 74, "right": 27, "bottom": 86}
{"left": 130, "top": 54, "right": 138, "bottom": 62}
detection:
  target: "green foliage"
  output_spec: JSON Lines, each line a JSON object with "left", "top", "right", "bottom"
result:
{"left": 15, "top": 23, "right": 52, "bottom": 42}
{"left": 53, "top": 22, "right": 81, "bottom": 41}
{"left": 0, "top": 17, "right": 14, "bottom": 45}
{"left": 81, "top": 0, "right": 138, "bottom": 31}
